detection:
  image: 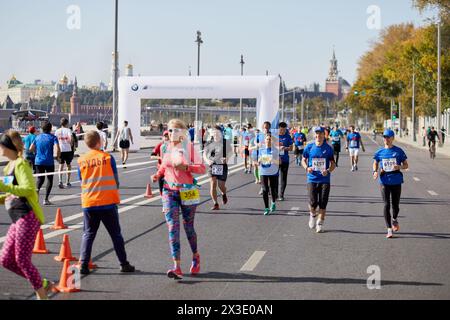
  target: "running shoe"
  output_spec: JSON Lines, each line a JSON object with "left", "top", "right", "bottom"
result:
{"left": 120, "top": 263, "right": 135, "bottom": 273}
{"left": 351, "top": 166, "right": 355, "bottom": 172}
{"left": 316, "top": 222, "right": 324, "bottom": 233}
{"left": 392, "top": 220, "right": 400, "bottom": 232}
{"left": 264, "top": 208, "right": 270, "bottom": 216}
{"left": 43, "top": 199, "right": 53, "bottom": 206}
{"left": 355, "top": 165, "right": 358, "bottom": 171}
{"left": 190, "top": 254, "right": 200, "bottom": 275}
{"left": 66, "top": 182, "right": 72, "bottom": 188}
{"left": 58, "top": 182, "right": 64, "bottom": 189}
{"left": 258, "top": 188, "right": 264, "bottom": 195}
{"left": 167, "top": 268, "right": 183, "bottom": 280}
{"left": 270, "top": 202, "right": 276, "bottom": 213}
{"left": 386, "top": 228, "right": 393, "bottom": 239}
{"left": 79, "top": 264, "right": 90, "bottom": 275}
{"left": 211, "top": 203, "right": 220, "bottom": 211}
{"left": 222, "top": 194, "right": 228, "bottom": 205}
{"left": 278, "top": 196, "right": 285, "bottom": 201}
{"left": 309, "top": 215, "right": 316, "bottom": 229}
{"left": 42, "top": 278, "right": 56, "bottom": 295}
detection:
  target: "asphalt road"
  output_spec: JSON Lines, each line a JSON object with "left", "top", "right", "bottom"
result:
{"left": 0, "top": 135, "right": 449, "bottom": 300}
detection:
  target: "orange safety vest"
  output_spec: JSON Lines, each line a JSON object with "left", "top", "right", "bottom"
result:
{"left": 78, "top": 150, "right": 120, "bottom": 208}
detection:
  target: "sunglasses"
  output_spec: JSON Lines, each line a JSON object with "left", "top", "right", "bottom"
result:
{"left": 168, "top": 128, "right": 184, "bottom": 133}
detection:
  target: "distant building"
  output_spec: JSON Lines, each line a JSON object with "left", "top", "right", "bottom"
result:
{"left": 125, "top": 64, "right": 133, "bottom": 77}
{"left": 0, "top": 75, "right": 55, "bottom": 105}
{"left": 325, "top": 50, "right": 351, "bottom": 100}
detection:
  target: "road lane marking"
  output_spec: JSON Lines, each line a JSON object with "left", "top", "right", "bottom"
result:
{"left": 413, "top": 177, "right": 421, "bottom": 182}
{"left": 288, "top": 207, "right": 300, "bottom": 215}
{"left": 240, "top": 251, "right": 266, "bottom": 272}
{"left": 0, "top": 163, "right": 244, "bottom": 244}
{"left": 428, "top": 190, "right": 439, "bottom": 196}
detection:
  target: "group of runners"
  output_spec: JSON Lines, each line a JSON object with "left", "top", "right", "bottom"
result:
{"left": 0, "top": 116, "right": 409, "bottom": 298}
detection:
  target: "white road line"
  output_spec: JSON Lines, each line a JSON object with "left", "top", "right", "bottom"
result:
{"left": 240, "top": 251, "right": 266, "bottom": 272}
{"left": 428, "top": 190, "right": 439, "bottom": 196}
{"left": 413, "top": 177, "right": 421, "bottom": 182}
{"left": 288, "top": 207, "right": 300, "bottom": 215}
{"left": 0, "top": 163, "right": 244, "bottom": 244}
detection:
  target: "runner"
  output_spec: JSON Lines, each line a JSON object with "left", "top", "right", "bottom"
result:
{"left": 204, "top": 125, "right": 232, "bottom": 211}
{"left": 0, "top": 130, "right": 55, "bottom": 300}
{"left": 249, "top": 128, "right": 262, "bottom": 184}
{"left": 278, "top": 122, "right": 293, "bottom": 201}
{"left": 113, "top": 120, "right": 134, "bottom": 169}
{"left": 330, "top": 125, "right": 344, "bottom": 167}
{"left": 55, "top": 118, "right": 74, "bottom": 189}
{"left": 293, "top": 125, "right": 307, "bottom": 167}
{"left": 258, "top": 132, "right": 280, "bottom": 215}
{"left": 77, "top": 131, "right": 135, "bottom": 275}
{"left": 302, "top": 126, "right": 336, "bottom": 233}
{"left": 372, "top": 129, "right": 409, "bottom": 239}
{"left": 30, "top": 121, "right": 61, "bottom": 206}
{"left": 96, "top": 121, "right": 108, "bottom": 151}
{"left": 240, "top": 127, "right": 252, "bottom": 174}
{"left": 151, "top": 130, "right": 170, "bottom": 195}
{"left": 346, "top": 125, "right": 365, "bottom": 172}
{"left": 151, "top": 119, "right": 206, "bottom": 280}
{"left": 22, "top": 126, "right": 37, "bottom": 173}
{"left": 232, "top": 125, "right": 239, "bottom": 158}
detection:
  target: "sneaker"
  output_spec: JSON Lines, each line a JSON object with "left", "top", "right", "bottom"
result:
{"left": 58, "top": 182, "right": 64, "bottom": 189}
{"left": 120, "top": 263, "right": 135, "bottom": 273}
{"left": 264, "top": 208, "right": 270, "bottom": 216}
{"left": 355, "top": 165, "right": 358, "bottom": 171}
{"left": 351, "top": 166, "right": 355, "bottom": 172}
{"left": 278, "top": 196, "right": 285, "bottom": 201}
{"left": 66, "top": 182, "right": 72, "bottom": 188}
{"left": 309, "top": 214, "right": 316, "bottom": 229}
{"left": 167, "top": 268, "right": 183, "bottom": 280}
{"left": 211, "top": 203, "right": 220, "bottom": 211}
{"left": 258, "top": 188, "right": 264, "bottom": 195}
{"left": 222, "top": 194, "right": 228, "bottom": 205}
{"left": 190, "top": 254, "right": 200, "bottom": 275}
{"left": 79, "top": 265, "right": 90, "bottom": 275}
{"left": 42, "top": 278, "right": 56, "bottom": 295}
{"left": 123, "top": 162, "right": 127, "bottom": 169}
{"left": 270, "top": 202, "right": 276, "bottom": 213}
{"left": 386, "top": 228, "right": 393, "bottom": 239}
{"left": 316, "top": 222, "right": 324, "bottom": 233}
{"left": 43, "top": 200, "right": 53, "bottom": 206}
{"left": 392, "top": 220, "right": 400, "bottom": 232}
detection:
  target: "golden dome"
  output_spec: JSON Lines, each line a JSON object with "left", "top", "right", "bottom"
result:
{"left": 60, "top": 74, "right": 69, "bottom": 84}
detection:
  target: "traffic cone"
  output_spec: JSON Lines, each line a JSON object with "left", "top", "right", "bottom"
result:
{"left": 51, "top": 208, "right": 67, "bottom": 230}
{"left": 145, "top": 183, "right": 153, "bottom": 198}
{"left": 54, "top": 259, "right": 81, "bottom": 293}
{"left": 54, "top": 234, "right": 77, "bottom": 262}
{"left": 32, "top": 229, "right": 49, "bottom": 254}
{"left": 76, "top": 258, "right": 98, "bottom": 270}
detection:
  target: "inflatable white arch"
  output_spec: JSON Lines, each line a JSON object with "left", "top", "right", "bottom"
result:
{"left": 118, "top": 76, "right": 280, "bottom": 151}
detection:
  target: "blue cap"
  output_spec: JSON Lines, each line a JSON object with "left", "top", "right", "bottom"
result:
{"left": 383, "top": 129, "right": 395, "bottom": 138}
{"left": 314, "top": 126, "right": 325, "bottom": 133}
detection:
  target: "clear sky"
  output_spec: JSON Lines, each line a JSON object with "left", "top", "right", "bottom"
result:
{"left": 0, "top": 0, "right": 436, "bottom": 90}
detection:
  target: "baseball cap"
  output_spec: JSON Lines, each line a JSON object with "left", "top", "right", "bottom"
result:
{"left": 163, "top": 130, "right": 169, "bottom": 136}
{"left": 28, "top": 126, "right": 36, "bottom": 134}
{"left": 383, "top": 129, "right": 395, "bottom": 138}
{"left": 314, "top": 126, "right": 325, "bottom": 133}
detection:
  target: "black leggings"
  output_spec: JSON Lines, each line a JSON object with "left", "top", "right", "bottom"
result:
{"left": 36, "top": 165, "right": 55, "bottom": 200}
{"left": 380, "top": 184, "right": 402, "bottom": 228}
{"left": 279, "top": 162, "right": 289, "bottom": 197}
{"left": 262, "top": 175, "right": 278, "bottom": 208}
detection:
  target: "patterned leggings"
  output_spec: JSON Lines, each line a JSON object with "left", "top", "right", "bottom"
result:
{"left": 0, "top": 212, "right": 43, "bottom": 290}
{"left": 162, "top": 188, "right": 198, "bottom": 262}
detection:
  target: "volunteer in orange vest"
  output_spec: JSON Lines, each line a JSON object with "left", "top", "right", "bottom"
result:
{"left": 77, "top": 130, "right": 135, "bottom": 275}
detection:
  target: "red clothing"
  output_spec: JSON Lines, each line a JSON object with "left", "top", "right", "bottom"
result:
{"left": 152, "top": 141, "right": 164, "bottom": 169}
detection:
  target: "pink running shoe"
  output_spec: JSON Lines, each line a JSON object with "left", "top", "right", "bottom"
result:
{"left": 190, "top": 254, "right": 201, "bottom": 275}
{"left": 167, "top": 267, "right": 183, "bottom": 280}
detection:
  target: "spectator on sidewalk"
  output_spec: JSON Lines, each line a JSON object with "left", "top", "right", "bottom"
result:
{"left": 441, "top": 127, "right": 446, "bottom": 145}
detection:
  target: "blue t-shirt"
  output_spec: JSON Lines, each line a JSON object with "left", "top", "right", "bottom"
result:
{"left": 330, "top": 130, "right": 344, "bottom": 145}
{"left": 278, "top": 133, "right": 293, "bottom": 163}
{"left": 34, "top": 133, "right": 58, "bottom": 166}
{"left": 258, "top": 148, "right": 279, "bottom": 176}
{"left": 373, "top": 146, "right": 407, "bottom": 185}
{"left": 293, "top": 132, "right": 307, "bottom": 147}
{"left": 241, "top": 131, "right": 253, "bottom": 147}
{"left": 188, "top": 128, "right": 195, "bottom": 142}
{"left": 347, "top": 132, "right": 362, "bottom": 149}
{"left": 22, "top": 134, "right": 36, "bottom": 158}
{"left": 303, "top": 142, "right": 335, "bottom": 184}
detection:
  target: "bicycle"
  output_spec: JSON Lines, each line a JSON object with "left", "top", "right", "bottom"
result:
{"left": 429, "top": 141, "right": 436, "bottom": 159}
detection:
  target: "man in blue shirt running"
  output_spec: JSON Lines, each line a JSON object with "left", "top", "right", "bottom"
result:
{"left": 346, "top": 125, "right": 365, "bottom": 172}
{"left": 330, "top": 126, "right": 344, "bottom": 167}
{"left": 278, "top": 122, "right": 293, "bottom": 201}
{"left": 302, "top": 126, "right": 336, "bottom": 233}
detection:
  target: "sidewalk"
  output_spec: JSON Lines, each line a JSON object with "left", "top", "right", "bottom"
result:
{"left": 391, "top": 134, "right": 450, "bottom": 158}
{"left": 0, "top": 136, "right": 161, "bottom": 166}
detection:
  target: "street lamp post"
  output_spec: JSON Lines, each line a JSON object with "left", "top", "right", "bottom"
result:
{"left": 412, "top": 70, "right": 416, "bottom": 142}
{"left": 240, "top": 54, "right": 244, "bottom": 129}
{"left": 279, "top": 75, "right": 284, "bottom": 122}
{"left": 301, "top": 93, "right": 305, "bottom": 127}
{"left": 195, "top": 31, "right": 203, "bottom": 125}
{"left": 437, "top": 12, "right": 442, "bottom": 146}
{"left": 112, "top": 0, "right": 119, "bottom": 150}
{"left": 292, "top": 90, "right": 296, "bottom": 124}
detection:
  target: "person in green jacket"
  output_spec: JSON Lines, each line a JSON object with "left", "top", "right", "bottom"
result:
{"left": 0, "top": 130, "right": 54, "bottom": 300}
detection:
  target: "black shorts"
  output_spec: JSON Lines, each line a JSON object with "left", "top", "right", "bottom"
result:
{"left": 294, "top": 147, "right": 304, "bottom": 156}
{"left": 59, "top": 152, "right": 74, "bottom": 165}
{"left": 333, "top": 143, "right": 341, "bottom": 153}
{"left": 208, "top": 164, "right": 228, "bottom": 181}
{"left": 307, "top": 183, "right": 331, "bottom": 210}
{"left": 119, "top": 140, "right": 130, "bottom": 149}
{"left": 244, "top": 147, "right": 250, "bottom": 157}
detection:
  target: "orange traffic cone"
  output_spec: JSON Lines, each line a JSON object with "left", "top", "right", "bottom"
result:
{"left": 54, "top": 234, "right": 77, "bottom": 262}
{"left": 145, "top": 183, "right": 153, "bottom": 198}
{"left": 51, "top": 208, "right": 67, "bottom": 230}
{"left": 32, "top": 229, "right": 49, "bottom": 254}
{"left": 76, "top": 258, "right": 98, "bottom": 270}
{"left": 54, "top": 259, "right": 81, "bottom": 293}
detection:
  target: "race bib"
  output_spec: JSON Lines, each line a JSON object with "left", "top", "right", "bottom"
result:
{"left": 297, "top": 145, "right": 304, "bottom": 151}
{"left": 3, "top": 176, "right": 14, "bottom": 185}
{"left": 211, "top": 164, "right": 224, "bottom": 176}
{"left": 279, "top": 147, "right": 284, "bottom": 156}
{"left": 312, "top": 158, "right": 326, "bottom": 172}
{"left": 260, "top": 154, "right": 272, "bottom": 167}
{"left": 350, "top": 140, "right": 358, "bottom": 148}
{"left": 332, "top": 136, "right": 340, "bottom": 142}
{"left": 382, "top": 158, "right": 397, "bottom": 172}
{"left": 180, "top": 187, "right": 200, "bottom": 206}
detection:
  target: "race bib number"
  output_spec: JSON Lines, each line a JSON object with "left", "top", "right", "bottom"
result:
{"left": 382, "top": 158, "right": 397, "bottom": 172}
{"left": 297, "top": 145, "right": 304, "bottom": 151}
{"left": 279, "top": 147, "right": 284, "bottom": 156}
{"left": 260, "top": 154, "right": 272, "bottom": 167}
{"left": 312, "top": 158, "right": 326, "bottom": 172}
{"left": 3, "top": 176, "right": 14, "bottom": 185}
{"left": 332, "top": 136, "right": 340, "bottom": 142}
{"left": 180, "top": 187, "right": 200, "bottom": 206}
{"left": 350, "top": 140, "right": 358, "bottom": 148}
{"left": 211, "top": 164, "right": 224, "bottom": 176}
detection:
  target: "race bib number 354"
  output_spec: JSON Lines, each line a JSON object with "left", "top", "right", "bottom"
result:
{"left": 180, "top": 187, "right": 200, "bottom": 206}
